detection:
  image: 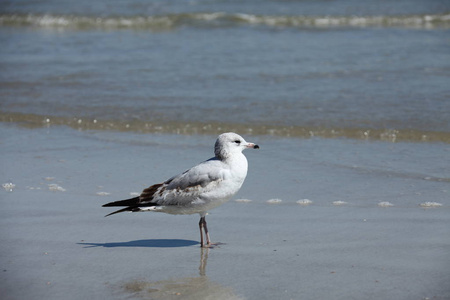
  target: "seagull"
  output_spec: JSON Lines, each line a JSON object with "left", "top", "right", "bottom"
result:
{"left": 102, "top": 132, "right": 259, "bottom": 248}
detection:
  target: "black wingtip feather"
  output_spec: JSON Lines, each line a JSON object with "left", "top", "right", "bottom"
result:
{"left": 102, "top": 197, "right": 140, "bottom": 207}
{"left": 104, "top": 206, "right": 136, "bottom": 217}
{"left": 103, "top": 196, "right": 161, "bottom": 217}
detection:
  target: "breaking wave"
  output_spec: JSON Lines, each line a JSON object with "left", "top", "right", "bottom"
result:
{"left": 1, "top": 12, "right": 449, "bottom": 30}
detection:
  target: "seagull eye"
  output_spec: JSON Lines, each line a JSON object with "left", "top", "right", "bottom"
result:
{"left": 234, "top": 140, "right": 241, "bottom": 144}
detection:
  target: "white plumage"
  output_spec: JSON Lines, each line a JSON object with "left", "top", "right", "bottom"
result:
{"left": 103, "top": 132, "right": 259, "bottom": 247}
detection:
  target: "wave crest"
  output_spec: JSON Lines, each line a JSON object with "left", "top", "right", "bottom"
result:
{"left": 1, "top": 13, "right": 449, "bottom": 30}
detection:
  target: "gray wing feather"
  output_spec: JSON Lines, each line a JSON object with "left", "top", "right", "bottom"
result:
{"left": 165, "top": 158, "right": 225, "bottom": 190}
{"left": 139, "top": 158, "right": 229, "bottom": 207}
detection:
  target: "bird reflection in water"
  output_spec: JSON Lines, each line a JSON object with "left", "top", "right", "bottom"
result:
{"left": 122, "top": 248, "right": 244, "bottom": 300}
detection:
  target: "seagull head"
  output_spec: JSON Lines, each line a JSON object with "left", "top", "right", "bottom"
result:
{"left": 215, "top": 132, "right": 259, "bottom": 159}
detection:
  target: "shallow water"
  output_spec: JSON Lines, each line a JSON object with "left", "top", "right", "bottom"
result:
{"left": 1, "top": 120, "right": 449, "bottom": 300}
{"left": 1, "top": 0, "right": 450, "bottom": 142}
{"left": 1, "top": 124, "right": 448, "bottom": 207}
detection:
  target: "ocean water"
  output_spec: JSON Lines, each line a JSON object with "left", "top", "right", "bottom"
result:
{"left": 1, "top": 3, "right": 450, "bottom": 298}
{"left": 1, "top": 0, "right": 450, "bottom": 142}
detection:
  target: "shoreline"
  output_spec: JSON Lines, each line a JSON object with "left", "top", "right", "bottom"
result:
{"left": 1, "top": 111, "right": 450, "bottom": 143}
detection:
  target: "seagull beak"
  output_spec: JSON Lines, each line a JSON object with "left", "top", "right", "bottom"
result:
{"left": 246, "top": 143, "right": 260, "bottom": 149}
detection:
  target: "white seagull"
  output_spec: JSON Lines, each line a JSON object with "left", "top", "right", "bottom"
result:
{"left": 103, "top": 132, "right": 259, "bottom": 248}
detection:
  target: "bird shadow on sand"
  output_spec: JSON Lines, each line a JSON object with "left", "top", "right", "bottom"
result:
{"left": 78, "top": 239, "right": 199, "bottom": 248}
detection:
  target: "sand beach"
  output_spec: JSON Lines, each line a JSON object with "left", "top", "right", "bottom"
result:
{"left": 1, "top": 124, "right": 449, "bottom": 299}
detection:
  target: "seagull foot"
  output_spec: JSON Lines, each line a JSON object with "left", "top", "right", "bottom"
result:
{"left": 201, "top": 242, "right": 226, "bottom": 249}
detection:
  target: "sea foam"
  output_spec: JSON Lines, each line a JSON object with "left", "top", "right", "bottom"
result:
{"left": 2, "top": 182, "right": 15, "bottom": 192}
{"left": 419, "top": 202, "right": 443, "bottom": 208}
{"left": 267, "top": 199, "right": 282, "bottom": 204}
{"left": 296, "top": 199, "right": 313, "bottom": 205}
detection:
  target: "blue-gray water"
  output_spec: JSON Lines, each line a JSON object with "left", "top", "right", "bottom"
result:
{"left": 1, "top": 0, "right": 450, "bottom": 141}
{"left": 1, "top": 3, "right": 450, "bottom": 299}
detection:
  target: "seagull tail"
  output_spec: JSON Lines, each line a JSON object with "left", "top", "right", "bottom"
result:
{"left": 104, "top": 206, "right": 138, "bottom": 217}
{"left": 102, "top": 197, "right": 140, "bottom": 207}
{"left": 102, "top": 197, "right": 140, "bottom": 217}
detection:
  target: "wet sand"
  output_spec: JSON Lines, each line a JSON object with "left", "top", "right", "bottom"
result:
{"left": 1, "top": 124, "right": 449, "bottom": 299}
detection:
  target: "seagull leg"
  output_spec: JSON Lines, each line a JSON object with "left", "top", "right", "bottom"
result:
{"left": 202, "top": 217, "right": 212, "bottom": 246}
{"left": 199, "top": 216, "right": 214, "bottom": 248}
{"left": 199, "top": 216, "right": 205, "bottom": 247}
{"left": 199, "top": 213, "right": 225, "bottom": 248}
{"left": 199, "top": 215, "right": 225, "bottom": 248}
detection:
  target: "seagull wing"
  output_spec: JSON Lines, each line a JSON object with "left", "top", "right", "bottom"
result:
{"left": 139, "top": 158, "right": 230, "bottom": 207}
